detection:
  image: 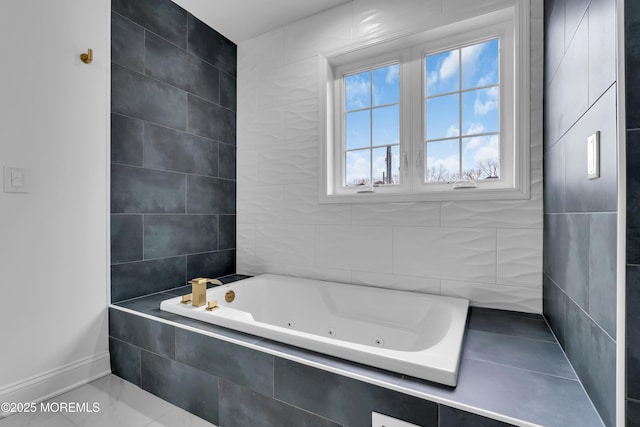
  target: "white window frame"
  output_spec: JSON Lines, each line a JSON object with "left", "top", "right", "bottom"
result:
{"left": 332, "top": 50, "right": 412, "bottom": 196}
{"left": 319, "top": 1, "right": 530, "bottom": 203}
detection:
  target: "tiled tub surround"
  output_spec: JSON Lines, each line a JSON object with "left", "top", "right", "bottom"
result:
{"left": 110, "top": 0, "right": 237, "bottom": 303}
{"left": 109, "top": 278, "right": 604, "bottom": 427}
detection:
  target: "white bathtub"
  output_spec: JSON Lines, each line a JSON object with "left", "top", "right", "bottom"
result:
{"left": 160, "top": 274, "right": 469, "bottom": 386}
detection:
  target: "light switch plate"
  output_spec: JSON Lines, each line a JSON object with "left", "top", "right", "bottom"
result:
{"left": 4, "top": 166, "right": 28, "bottom": 193}
{"left": 587, "top": 131, "right": 600, "bottom": 180}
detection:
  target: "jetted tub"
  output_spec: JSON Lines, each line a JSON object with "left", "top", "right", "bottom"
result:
{"left": 160, "top": 274, "right": 469, "bottom": 386}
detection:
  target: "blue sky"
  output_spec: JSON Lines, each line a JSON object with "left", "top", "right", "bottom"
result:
{"left": 345, "top": 64, "right": 400, "bottom": 185}
{"left": 425, "top": 39, "right": 500, "bottom": 181}
{"left": 342, "top": 39, "right": 499, "bottom": 186}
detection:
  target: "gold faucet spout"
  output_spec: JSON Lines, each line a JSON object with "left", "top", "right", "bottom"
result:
{"left": 188, "top": 278, "right": 223, "bottom": 307}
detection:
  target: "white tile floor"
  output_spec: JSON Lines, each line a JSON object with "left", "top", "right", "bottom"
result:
{"left": 0, "top": 375, "right": 216, "bottom": 427}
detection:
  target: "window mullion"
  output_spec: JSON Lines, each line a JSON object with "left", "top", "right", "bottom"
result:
{"left": 458, "top": 48, "right": 463, "bottom": 180}
{"left": 420, "top": 53, "right": 423, "bottom": 186}
{"left": 369, "top": 70, "right": 373, "bottom": 185}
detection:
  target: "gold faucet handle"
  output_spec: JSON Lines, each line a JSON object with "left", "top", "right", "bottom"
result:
{"left": 206, "top": 299, "right": 219, "bottom": 311}
{"left": 181, "top": 294, "right": 192, "bottom": 304}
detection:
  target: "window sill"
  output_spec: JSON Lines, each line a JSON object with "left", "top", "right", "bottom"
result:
{"left": 319, "top": 186, "right": 531, "bottom": 204}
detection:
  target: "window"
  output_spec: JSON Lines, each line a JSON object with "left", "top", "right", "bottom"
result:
{"left": 344, "top": 63, "right": 400, "bottom": 187}
{"left": 424, "top": 39, "right": 500, "bottom": 183}
{"left": 320, "top": 3, "right": 530, "bottom": 202}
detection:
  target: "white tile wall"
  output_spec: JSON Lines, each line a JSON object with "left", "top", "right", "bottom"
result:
{"left": 530, "top": 108, "right": 544, "bottom": 170}
{"left": 442, "top": 0, "right": 514, "bottom": 17}
{"left": 283, "top": 3, "right": 353, "bottom": 63}
{"left": 283, "top": 98, "right": 319, "bottom": 144}
{"left": 282, "top": 265, "right": 353, "bottom": 284}
{"left": 316, "top": 225, "right": 393, "bottom": 273}
{"left": 237, "top": 224, "right": 256, "bottom": 258}
{"left": 239, "top": 108, "right": 283, "bottom": 147}
{"left": 352, "top": 0, "right": 443, "bottom": 41}
{"left": 393, "top": 227, "right": 497, "bottom": 283}
{"left": 238, "top": 0, "right": 544, "bottom": 312}
{"left": 351, "top": 202, "right": 441, "bottom": 227}
{"left": 441, "top": 169, "right": 543, "bottom": 229}
{"left": 283, "top": 182, "right": 352, "bottom": 225}
{"left": 237, "top": 185, "right": 284, "bottom": 224}
{"left": 257, "top": 140, "right": 317, "bottom": 185}
{"left": 260, "top": 58, "right": 318, "bottom": 108}
{"left": 441, "top": 280, "right": 542, "bottom": 313}
{"left": 497, "top": 228, "right": 543, "bottom": 288}
{"left": 256, "top": 223, "right": 316, "bottom": 266}
{"left": 351, "top": 271, "right": 441, "bottom": 294}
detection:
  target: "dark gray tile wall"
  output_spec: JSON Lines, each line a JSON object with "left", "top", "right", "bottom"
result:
{"left": 438, "top": 406, "right": 516, "bottom": 427}
{"left": 176, "top": 328, "right": 274, "bottom": 396}
{"left": 275, "top": 358, "right": 438, "bottom": 427}
{"left": 109, "top": 309, "right": 175, "bottom": 358}
{"left": 141, "top": 350, "right": 220, "bottom": 423}
{"left": 110, "top": 0, "right": 236, "bottom": 302}
{"left": 543, "top": 0, "right": 617, "bottom": 426}
{"left": 112, "top": 0, "right": 187, "bottom": 49}
{"left": 111, "top": 256, "right": 186, "bottom": 302}
{"left": 625, "top": 0, "right": 640, "bottom": 129}
{"left": 110, "top": 300, "right": 604, "bottom": 427}
{"left": 629, "top": 398, "right": 640, "bottom": 427}
{"left": 108, "top": 307, "right": 522, "bottom": 427}
{"left": 109, "top": 337, "right": 141, "bottom": 387}
{"left": 628, "top": 2, "right": 640, "bottom": 422}
{"left": 220, "top": 380, "right": 341, "bottom": 427}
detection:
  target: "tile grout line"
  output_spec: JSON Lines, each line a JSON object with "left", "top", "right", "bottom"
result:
{"left": 111, "top": 161, "right": 238, "bottom": 182}
{"left": 111, "top": 111, "right": 234, "bottom": 147}
{"left": 112, "top": 10, "right": 235, "bottom": 78}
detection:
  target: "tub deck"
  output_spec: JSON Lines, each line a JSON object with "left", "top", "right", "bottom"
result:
{"left": 111, "top": 275, "right": 605, "bottom": 427}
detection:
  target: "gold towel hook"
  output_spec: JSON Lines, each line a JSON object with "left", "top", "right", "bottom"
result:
{"left": 80, "top": 48, "right": 93, "bottom": 64}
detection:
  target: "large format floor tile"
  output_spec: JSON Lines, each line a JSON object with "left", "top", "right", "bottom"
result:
{"left": 0, "top": 375, "right": 216, "bottom": 427}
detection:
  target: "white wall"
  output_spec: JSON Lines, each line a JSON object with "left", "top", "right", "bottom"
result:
{"left": 0, "top": 0, "right": 110, "bottom": 406}
{"left": 237, "top": 0, "right": 544, "bottom": 312}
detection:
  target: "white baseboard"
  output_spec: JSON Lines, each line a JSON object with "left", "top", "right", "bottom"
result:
{"left": 0, "top": 352, "right": 111, "bottom": 418}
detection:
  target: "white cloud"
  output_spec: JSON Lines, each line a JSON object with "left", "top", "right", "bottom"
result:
{"left": 439, "top": 50, "right": 459, "bottom": 81}
{"left": 461, "top": 43, "right": 484, "bottom": 68}
{"left": 385, "top": 64, "right": 399, "bottom": 84}
{"left": 427, "top": 70, "right": 439, "bottom": 88}
{"left": 346, "top": 75, "right": 369, "bottom": 110}
{"left": 477, "top": 71, "right": 497, "bottom": 87}
{"left": 372, "top": 152, "right": 388, "bottom": 182}
{"left": 461, "top": 43, "right": 486, "bottom": 87}
{"left": 468, "top": 135, "right": 499, "bottom": 165}
{"left": 446, "top": 125, "right": 460, "bottom": 137}
{"left": 372, "top": 65, "right": 400, "bottom": 105}
{"left": 346, "top": 151, "right": 370, "bottom": 185}
{"left": 427, "top": 155, "right": 459, "bottom": 175}
{"left": 466, "top": 122, "right": 485, "bottom": 136}
{"left": 475, "top": 135, "right": 499, "bottom": 163}
{"left": 474, "top": 86, "right": 499, "bottom": 115}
